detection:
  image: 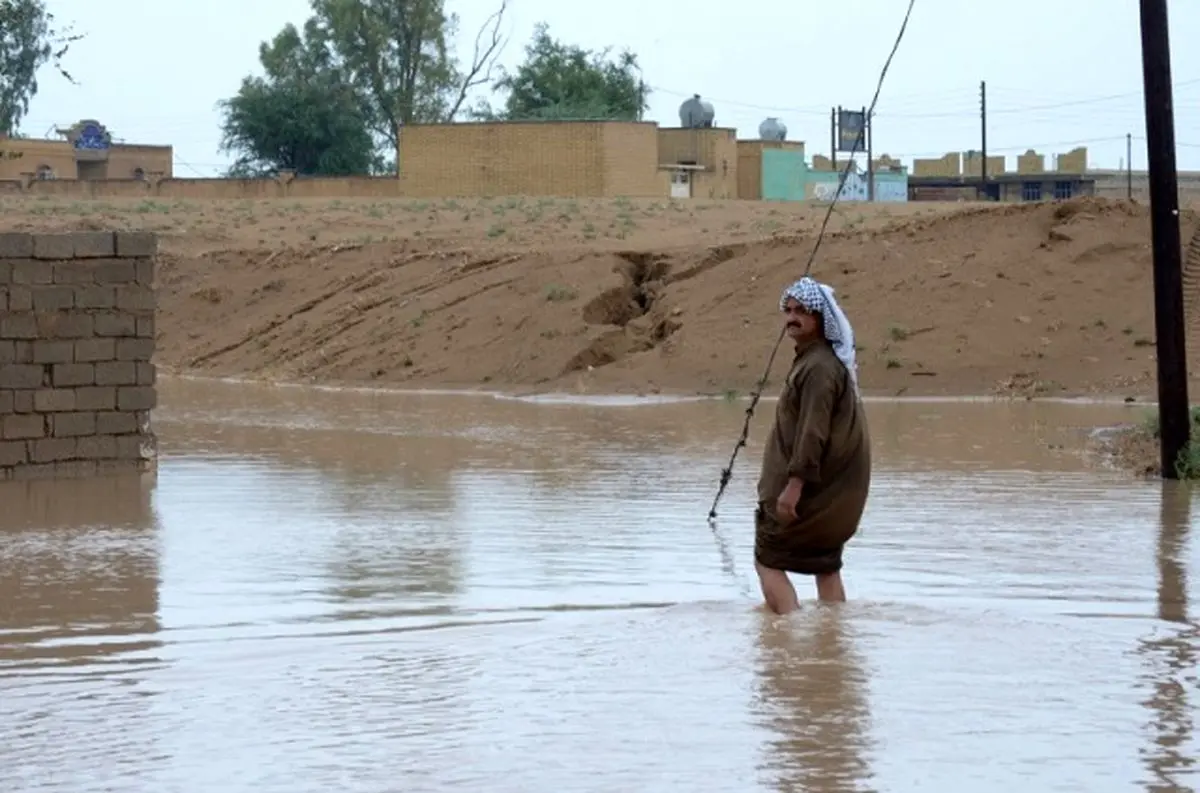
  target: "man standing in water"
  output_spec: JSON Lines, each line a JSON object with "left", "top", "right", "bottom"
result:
{"left": 754, "top": 276, "right": 871, "bottom": 613}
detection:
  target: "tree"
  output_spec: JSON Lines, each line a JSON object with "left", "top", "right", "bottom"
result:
{"left": 221, "top": 0, "right": 509, "bottom": 175}
{"left": 310, "top": 0, "right": 508, "bottom": 149}
{"left": 217, "top": 22, "right": 376, "bottom": 177}
{"left": 478, "top": 24, "right": 649, "bottom": 122}
{"left": 0, "top": 0, "right": 82, "bottom": 164}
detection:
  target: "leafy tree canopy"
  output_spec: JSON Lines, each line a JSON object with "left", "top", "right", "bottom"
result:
{"left": 218, "top": 0, "right": 508, "bottom": 176}
{"left": 477, "top": 24, "right": 649, "bottom": 122}
{"left": 0, "top": 0, "right": 82, "bottom": 163}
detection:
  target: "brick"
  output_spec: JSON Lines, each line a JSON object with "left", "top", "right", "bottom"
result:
{"left": 97, "top": 458, "right": 150, "bottom": 476}
{"left": 7, "top": 286, "right": 31, "bottom": 311}
{"left": 94, "top": 260, "right": 136, "bottom": 283}
{"left": 74, "top": 338, "right": 115, "bottom": 362}
{"left": 115, "top": 285, "right": 155, "bottom": 311}
{"left": 2, "top": 414, "right": 44, "bottom": 439}
{"left": 51, "top": 411, "right": 95, "bottom": 437}
{"left": 77, "top": 434, "right": 117, "bottom": 459}
{"left": 36, "top": 312, "right": 93, "bottom": 339}
{"left": 78, "top": 285, "right": 116, "bottom": 309}
{"left": 0, "top": 389, "right": 10, "bottom": 412}
{"left": 53, "top": 460, "right": 98, "bottom": 478}
{"left": 8, "top": 462, "right": 55, "bottom": 480}
{"left": 96, "top": 361, "right": 137, "bottom": 386}
{"left": 117, "top": 433, "right": 155, "bottom": 460}
{"left": 52, "top": 363, "right": 94, "bottom": 387}
{"left": 117, "top": 386, "right": 156, "bottom": 411}
{"left": 135, "top": 410, "right": 151, "bottom": 433}
{"left": 0, "top": 261, "right": 10, "bottom": 285}
{"left": 136, "top": 362, "right": 156, "bottom": 386}
{"left": 0, "top": 313, "right": 38, "bottom": 339}
{"left": 0, "top": 364, "right": 44, "bottom": 389}
{"left": 135, "top": 259, "right": 154, "bottom": 285}
{"left": 74, "top": 386, "right": 115, "bottom": 411}
{"left": 72, "top": 232, "right": 115, "bottom": 258}
{"left": 0, "top": 440, "right": 26, "bottom": 466}
{"left": 96, "top": 412, "right": 137, "bottom": 435}
{"left": 32, "top": 234, "right": 74, "bottom": 260}
{"left": 11, "top": 260, "right": 52, "bottom": 284}
{"left": 12, "top": 390, "right": 33, "bottom": 412}
{"left": 94, "top": 311, "right": 136, "bottom": 337}
{"left": 116, "top": 232, "right": 157, "bottom": 258}
{"left": 33, "top": 388, "right": 75, "bottom": 412}
{"left": 0, "top": 341, "right": 14, "bottom": 363}
{"left": 31, "top": 340, "right": 74, "bottom": 364}
{"left": 0, "top": 233, "right": 34, "bottom": 258}
{"left": 29, "top": 437, "right": 76, "bottom": 463}
{"left": 116, "top": 338, "right": 155, "bottom": 362}
{"left": 31, "top": 285, "right": 74, "bottom": 311}
{"left": 136, "top": 315, "right": 155, "bottom": 338}
{"left": 53, "top": 260, "right": 95, "bottom": 284}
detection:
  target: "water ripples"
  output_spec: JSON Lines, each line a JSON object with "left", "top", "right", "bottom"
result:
{"left": 1, "top": 379, "right": 1198, "bottom": 792}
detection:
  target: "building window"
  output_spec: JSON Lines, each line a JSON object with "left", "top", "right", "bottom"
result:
{"left": 1053, "top": 180, "right": 1073, "bottom": 200}
{"left": 35, "top": 164, "right": 55, "bottom": 180}
{"left": 133, "top": 167, "right": 146, "bottom": 181}
{"left": 1021, "top": 181, "right": 1043, "bottom": 202}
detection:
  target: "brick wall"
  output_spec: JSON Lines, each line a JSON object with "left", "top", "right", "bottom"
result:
{"left": 0, "top": 231, "right": 157, "bottom": 480}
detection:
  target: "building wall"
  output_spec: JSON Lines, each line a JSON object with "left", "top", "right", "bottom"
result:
{"left": 0, "top": 137, "right": 172, "bottom": 180}
{"left": 736, "top": 144, "right": 763, "bottom": 200}
{"left": 912, "top": 146, "right": 1088, "bottom": 179}
{"left": 761, "top": 148, "right": 807, "bottom": 201}
{"left": 736, "top": 140, "right": 806, "bottom": 200}
{"left": 657, "top": 128, "right": 738, "bottom": 199}
{"left": 0, "top": 231, "right": 157, "bottom": 481}
{"left": 396, "top": 120, "right": 662, "bottom": 198}
{"left": 601, "top": 123, "right": 665, "bottom": 197}
{"left": 805, "top": 169, "right": 909, "bottom": 202}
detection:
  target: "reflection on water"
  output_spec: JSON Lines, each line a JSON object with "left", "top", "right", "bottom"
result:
{"left": 0, "top": 377, "right": 1197, "bottom": 792}
{"left": 755, "top": 610, "right": 871, "bottom": 793}
{"left": 1138, "top": 482, "right": 1198, "bottom": 791}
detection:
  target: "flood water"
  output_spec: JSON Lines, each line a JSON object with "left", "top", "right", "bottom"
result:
{"left": 1, "top": 378, "right": 1198, "bottom": 793}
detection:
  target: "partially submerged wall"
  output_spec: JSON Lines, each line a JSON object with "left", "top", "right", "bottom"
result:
{"left": 0, "top": 231, "right": 157, "bottom": 480}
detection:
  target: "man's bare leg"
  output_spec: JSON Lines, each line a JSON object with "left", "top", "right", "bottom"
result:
{"left": 756, "top": 561, "right": 801, "bottom": 615}
{"left": 815, "top": 571, "right": 846, "bottom": 603}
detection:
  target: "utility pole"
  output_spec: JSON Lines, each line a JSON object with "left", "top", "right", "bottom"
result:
{"left": 830, "top": 107, "right": 837, "bottom": 169}
{"left": 980, "top": 80, "right": 988, "bottom": 201}
{"left": 865, "top": 105, "right": 875, "bottom": 201}
{"left": 1139, "top": 0, "right": 1190, "bottom": 478}
{"left": 1127, "top": 132, "right": 1134, "bottom": 199}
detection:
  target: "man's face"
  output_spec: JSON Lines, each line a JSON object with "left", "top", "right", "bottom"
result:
{"left": 782, "top": 297, "right": 820, "bottom": 341}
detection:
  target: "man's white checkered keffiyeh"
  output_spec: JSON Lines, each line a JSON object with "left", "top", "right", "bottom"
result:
{"left": 780, "top": 277, "right": 859, "bottom": 395}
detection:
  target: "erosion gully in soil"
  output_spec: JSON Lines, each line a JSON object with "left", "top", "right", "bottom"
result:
{"left": 5, "top": 193, "right": 1200, "bottom": 401}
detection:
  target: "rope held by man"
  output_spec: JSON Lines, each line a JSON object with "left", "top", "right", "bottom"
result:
{"left": 706, "top": 0, "right": 918, "bottom": 527}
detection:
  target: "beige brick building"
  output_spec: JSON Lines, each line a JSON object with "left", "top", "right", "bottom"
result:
{"left": 0, "top": 119, "right": 172, "bottom": 183}
{"left": 396, "top": 120, "right": 668, "bottom": 198}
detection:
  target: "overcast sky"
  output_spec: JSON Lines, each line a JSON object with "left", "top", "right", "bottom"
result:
{"left": 19, "top": 0, "right": 1200, "bottom": 176}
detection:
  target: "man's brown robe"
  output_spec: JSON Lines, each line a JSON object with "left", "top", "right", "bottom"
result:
{"left": 755, "top": 337, "right": 871, "bottom": 575}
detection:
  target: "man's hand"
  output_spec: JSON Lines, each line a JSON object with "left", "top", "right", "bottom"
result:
{"left": 776, "top": 478, "right": 804, "bottom": 523}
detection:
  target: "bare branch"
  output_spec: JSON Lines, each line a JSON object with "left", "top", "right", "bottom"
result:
{"left": 445, "top": 0, "right": 508, "bottom": 121}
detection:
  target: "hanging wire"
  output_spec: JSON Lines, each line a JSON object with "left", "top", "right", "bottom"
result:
{"left": 705, "top": 0, "right": 919, "bottom": 534}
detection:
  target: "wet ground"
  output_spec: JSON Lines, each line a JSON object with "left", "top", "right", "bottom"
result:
{"left": 1, "top": 378, "right": 1197, "bottom": 793}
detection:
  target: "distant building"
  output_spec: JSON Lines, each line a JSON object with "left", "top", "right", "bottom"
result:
{"left": 0, "top": 119, "right": 173, "bottom": 183}
{"left": 906, "top": 146, "right": 1096, "bottom": 202}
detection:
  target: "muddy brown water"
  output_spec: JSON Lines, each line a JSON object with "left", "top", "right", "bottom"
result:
{"left": 1, "top": 378, "right": 1197, "bottom": 793}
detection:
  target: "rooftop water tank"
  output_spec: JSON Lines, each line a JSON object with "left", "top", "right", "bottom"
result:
{"left": 679, "top": 94, "right": 716, "bottom": 128}
{"left": 758, "top": 117, "right": 787, "bottom": 141}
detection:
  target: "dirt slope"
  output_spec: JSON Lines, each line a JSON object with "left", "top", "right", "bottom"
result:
{"left": 4, "top": 194, "right": 1196, "bottom": 398}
